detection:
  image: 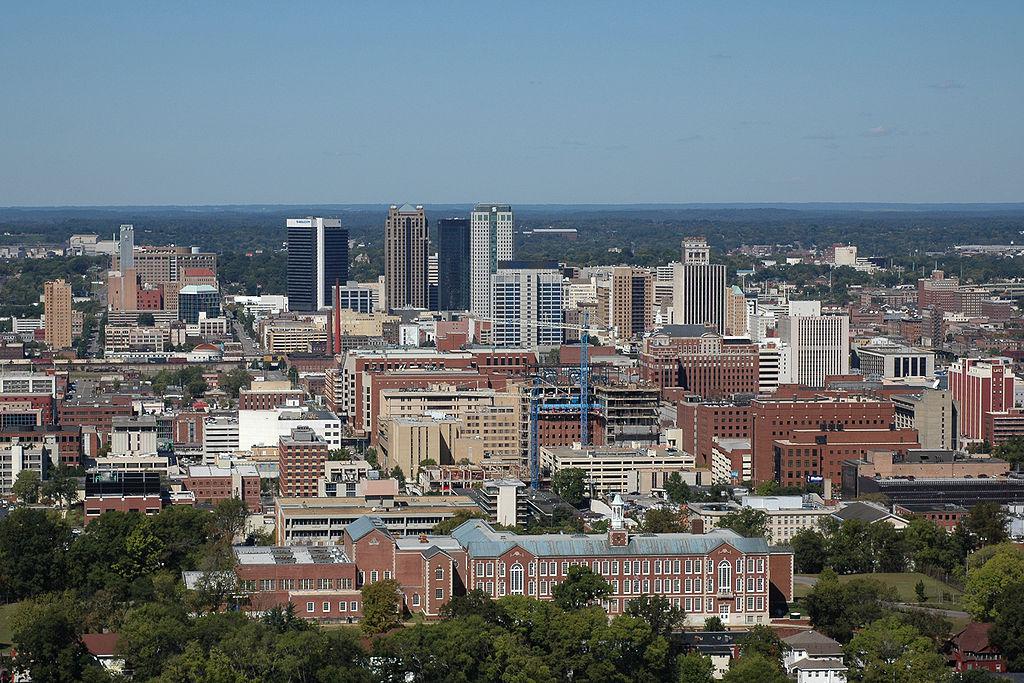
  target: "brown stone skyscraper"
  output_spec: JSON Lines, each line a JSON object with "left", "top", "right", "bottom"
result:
{"left": 44, "top": 279, "right": 73, "bottom": 349}
{"left": 384, "top": 204, "right": 428, "bottom": 311}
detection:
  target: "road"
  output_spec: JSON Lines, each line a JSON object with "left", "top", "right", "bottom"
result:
{"left": 232, "top": 317, "right": 260, "bottom": 356}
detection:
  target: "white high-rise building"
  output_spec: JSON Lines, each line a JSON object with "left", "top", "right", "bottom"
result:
{"left": 118, "top": 224, "right": 135, "bottom": 270}
{"left": 470, "top": 204, "right": 514, "bottom": 318}
{"left": 778, "top": 301, "right": 850, "bottom": 387}
{"left": 672, "top": 237, "right": 726, "bottom": 332}
{"left": 491, "top": 261, "right": 563, "bottom": 349}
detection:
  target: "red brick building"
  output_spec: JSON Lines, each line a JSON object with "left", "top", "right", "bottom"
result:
{"left": 238, "top": 388, "right": 305, "bottom": 411}
{"left": 0, "top": 424, "right": 86, "bottom": 467}
{"left": 278, "top": 427, "right": 327, "bottom": 497}
{"left": 135, "top": 287, "right": 163, "bottom": 310}
{"left": 772, "top": 426, "right": 919, "bottom": 487}
{"left": 58, "top": 399, "right": 134, "bottom": 445}
{"left": 183, "top": 464, "right": 262, "bottom": 512}
{"left": 677, "top": 401, "right": 752, "bottom": 467}
{"left": 750, "top": 397, "right": 896, "bottom": 483}
{"left": 640, "top": 327, "right": 759, "bottom": 400}
{"left": 947, "top": 622, "right": 1006, "bottom": 674}
{"left": 949, "top": 357, "right": 1016, "bottom": 442}
{"left": 215, "top": 508, "right": 795, "bottom": 627}
{"left": 83, "top": 472, "right": 164, "bottom": 524}
{"left": 173, "top": 411, "right": 206, "bottom": 447}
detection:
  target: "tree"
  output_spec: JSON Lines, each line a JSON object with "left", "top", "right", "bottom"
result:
{"left": 139, "top": 312, "right": 156, "bottom": 326}
{"left": 805, "top": 569, "right": 896, "bottom": 643}
{"left": 364, "top": 447, "right": 379, "bottom": 468}
{"left": 361, "top": 579, "right": 402, "bottom": 635}
{"left": 219, "top": 367, "right": 252, "bottom": 399}
{"left": 640, "top": 507, "right": 687, "bottom": 533}
{"left": 990, "top": 581, "right": 1024, "bottom": 672}
{"left": 42, "top": 466, "right": 80, "bottom": 509}
{"left": 117, "top": 602, "right": 192, "bottom": 680}
{"left": 740, "top": 624, "right": 789, "bottom": 665}
{"left": 962, "top": 503, "right": 1010, "bottom": 549}
{"left": 664, "top": 472, "right": 692, "bottom": 504}
{"left": 963, "top": 545, "right": 1024, "bottom": 620}
{"left": 0, "top": 508, "right": 71, "bottom": 600}
{"left": 390, "top": 466, "right": 407, "bottom": 487}
{"left": 677, "top": 651, "right": 715, "bottom": 683}
{"left": 11, "top": 469, "right": 41, "bottom": 504}
{"left": 904, "top": 517, "right": 961, "bottom": 574}
{"left": 553, "top": 566, "right": 611, "bottom": 611}
{"left": 824, "top": 519, "right": 875, "bottom": 574}
{"left": 721, "top": 653, "right": 789, "bottom": 683}
{"left": 845, "top": 616, "right": 951, "bottom": 683}
{"left": 440, "top": 588, "right": 503, "bottom": 623}
{"left": 914, "top": 580, "right": 927, "bottom": 603}
{"left": 10, "top": 595, "right": 109, "bottom": 683}
{"left": 551, "top": 468, "right": 587, "bottom": 507}
{"left": 791, "top": 528, "right": 826, "bottom": 573}
{"left": 624, "top": 595, "right": 685, "bottom": 637}
{"left": 869, "top": 521, "right": 908, "bottom": 573}
{"left": 212, "top": 497, "right": 249, "bottom": 542}
{"left": 703, "top": 616, "right": 726, "bottom": 631}
{"left": 993, "top": 436, "right": 1024, "bottom": 469}
{"left": 718, "top": 508, "right": 769, "bottom": 540}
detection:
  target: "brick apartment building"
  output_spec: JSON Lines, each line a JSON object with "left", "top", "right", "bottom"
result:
{"left": 640, "top": 326, "right": 759, "bottom": 400}
{"left": 207, "top": 504, "right": 794, "bottom": 627}
{"left": 677, "top": 401, "right": 752, "bottom": 467}
{"left": 278, "top": 427, "right": 327, "bottom": 497}
{"left": 58, "top": 399, "right": 135, "bottom": 445}
{"left": 183, "top": 464, "right": 262, "bottom": 512}
{"left": 0, "top": 424, "right": 88, "bottom": 468}
{"left": 238, "top": 388, "right": 305, "bottom": 411}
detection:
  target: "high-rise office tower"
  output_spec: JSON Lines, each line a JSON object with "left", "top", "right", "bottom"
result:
{"left": 286, "top": 217, "right": 349, "bottom": 312}
{"left": 672, "top": 237, "right": 725, "bottom": 332}
{"left": 778, "top": 301, "right": 850, "bottom": 387}
{"left": 384, "top": 204, "right": 429, "bottom": 310}
{"left": 437, "top": 218, "right": 471, "bottom": 311}
{"left": 597, "top": 267, "right": 654, "bottom": 340}
{"left": 118, "top": 224, "right": 135, "bottom": 271}
{"left": 44, "top": 279, "right": 73, "bottom": 349}
{"left": 470, "top": 204, "right": 514, "bottom": 317}
{"left": 491, "top": 260, "right": 563, "bottom": 349}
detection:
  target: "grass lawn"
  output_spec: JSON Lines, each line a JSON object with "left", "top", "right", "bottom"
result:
{"left": 793, "top": 573, "right": 962, "bottom": 609}
{"left": 0, "top": 602, "right": 22, "bottom": 653}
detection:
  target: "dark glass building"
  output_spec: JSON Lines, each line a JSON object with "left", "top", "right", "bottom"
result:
{"left": 178, "top": 284, "right": 221, "bottom": 323}
{"left": 287, "top": 217, "right": 348, "bottom": 312}
{"left": 437, "top": 217, "right": 471, "bottom": 311}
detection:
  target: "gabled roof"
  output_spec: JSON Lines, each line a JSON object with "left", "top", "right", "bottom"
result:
{"left": 791, "top": 657, "right": 847, "bottom": 672}
{"left": 82, "top": 633, "right": 121, "bottom": 657}
{"left": 950, "top": 622, "right": 998, "bottom": 654}
{"left": 346, "top": 515, "right": 392, "bottom": 542}
{"left": 832, "top": 501, "right": 908, "bottom": 525}
{"left": 783, "top": 629, "right": 843, "bottom": 656}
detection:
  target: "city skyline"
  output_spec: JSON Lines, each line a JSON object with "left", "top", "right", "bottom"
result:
{"left": 2, "top": 3, "right": 1022, "bottom": 206}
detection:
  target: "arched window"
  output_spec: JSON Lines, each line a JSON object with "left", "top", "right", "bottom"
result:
{"left": 717, "top": 561, "right": 731, "bottom": 592}
{"left": 510, "top": 563, "right": 525, "bottom": 595}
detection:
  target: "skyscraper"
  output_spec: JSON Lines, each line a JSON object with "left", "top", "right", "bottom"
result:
{"left": 672, "top": 236, "right": 725, "bottom": 332}
{"left": 437, "top": 217, "right": 471, "bottom": 311}
{"left": 384, "top": 204, "right": 428, "bottom": 311}
{"left": 118, "top": 224, "right": 135, "bottom": 271}
{"left": 778, "top": 301, "right": 850, "bottom": 388}
{"left": 44, "top": 279, "right": 73, "bottom": 349}
{"left": 286, "top": 217, "right": 349, "bottom": 312}
{"left": 470, "top": 204, "right": 514, "bottom": 317}
{"left": 597, "top": 266, "right": 654, "bottom": 340}
{"left": 491, "top": 260, "right": 563, "bottom": 349}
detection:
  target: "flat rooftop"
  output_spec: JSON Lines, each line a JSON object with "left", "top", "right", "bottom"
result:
{"left": 234, "top": 545, "right": 350, "bottom": 565}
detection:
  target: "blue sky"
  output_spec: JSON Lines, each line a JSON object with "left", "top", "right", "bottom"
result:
{"left": 1, "top": 2, "right": 1021, "bottom": 205}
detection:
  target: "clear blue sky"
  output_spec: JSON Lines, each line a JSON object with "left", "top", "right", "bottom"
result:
{"left": 2, "top": 2, "right": 1021, "bottom": 205}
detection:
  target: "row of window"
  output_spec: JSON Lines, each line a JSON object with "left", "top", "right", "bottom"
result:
{"left": 243, "top": 577, "right": 355, "bottom": 592}
{"left": 306, "top": 600, "right": 359, "bottom": 614}
{"left": 474, "top": 557, "right": 766, "bottom": 579}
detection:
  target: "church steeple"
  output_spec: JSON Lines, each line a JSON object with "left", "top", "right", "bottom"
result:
{"left": 608, "top": 494, "right": 628, "bottom": 547}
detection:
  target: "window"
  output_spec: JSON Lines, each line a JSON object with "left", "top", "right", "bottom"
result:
{"left": 655, "top": 560, "right": 662, "bottom": 574}
{"left": 718, "top": 561, "right": 732, "bottom": 592}
{"left": 323, "top": 602, "right": 331, "bottom": 613}
{"left": 370, "top": 570, "right": 379, "bottom": 583}
{"left": 642, "top": 560, "right": 650, "bottom": 574}
{"left": 339, "top": 602, "right": 347, "bottom": 612}
{"left": 350, "top": 601, "right": 358, "bottom": 611}
{"left": 510, "top": 563, "right": 524, "bottom": 595}
{"left": 306, "top": 602, "right": 315, "bottom": 613}
{"left": 685, "top": 559, "right": 692, "bottom": 574}
{"left": 435, "top": 567, "right": 444, "bottom": 580}
{"left": 673, "top": 560, "right": 681, "bottom": 574}
{"left": 602, "top": 561, "right": 610, "bottom": 575}
{"left": 412, "top": 594, "right": 420, "bottom": 607}
{"left": 540, "top": 562, "right": 548, "bottom": 576}
{"left": 624, "top": 561, "right": 631, "bottom": 576}
{"left": 655, "top": 579, "right": 662, "bottom": 593}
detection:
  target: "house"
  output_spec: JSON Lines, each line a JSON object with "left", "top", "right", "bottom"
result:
{"left": 674, "top": 631, "right": 742, "bottom": 678}
{"left": 82, "top": 633, "right": 124, "bottom": 675}
{"left": 784, "top": 630, "right": 847, "bottom": 683}
{"left": 790, "top": 658, "right": 848, "bottom": 683}
{"left": 947, "top": 622, "right": 1007, "bottom": 674}
{"left": 831, "top": 501, "right": 909, "bottom": 529}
